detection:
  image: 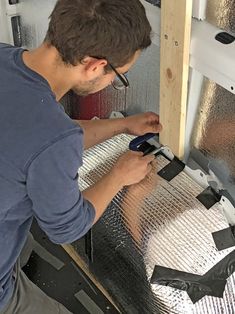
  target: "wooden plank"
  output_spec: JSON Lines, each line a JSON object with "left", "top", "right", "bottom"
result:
{"left": 62, "top": 244, "right": 120, "bottom": 312}
{"left": 159, "top": 0, "right": 193, "bottom": 159}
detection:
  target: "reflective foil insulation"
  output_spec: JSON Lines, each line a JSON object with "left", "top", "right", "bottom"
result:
{"left": 73, "top": 134, "right": 235, "bottom": 314}
{"left": 190, "top": 0, "right": 235, "bottom": 202}
{"left": 206, "top": 0, "right": 235, "bottom": 34}
{"left": 191, "top": 78, "right": 235, "bottom": 202}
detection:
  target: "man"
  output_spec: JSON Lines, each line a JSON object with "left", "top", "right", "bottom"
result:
{"left": 0, "top": 0, "right": 162, "bottom": 313}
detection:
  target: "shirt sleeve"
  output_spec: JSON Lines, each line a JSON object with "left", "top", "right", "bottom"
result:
{"left": 26, "top": 130, "right": 96, "bottom": 244}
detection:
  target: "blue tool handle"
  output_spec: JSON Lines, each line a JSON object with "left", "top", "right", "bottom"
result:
{"left": 129, "top": 133, "right": 156, "bottom": 151}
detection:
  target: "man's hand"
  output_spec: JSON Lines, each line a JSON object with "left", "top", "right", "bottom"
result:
{"left": 112, "top": 151, "right": 155, "bottom": 187}
{"left": 83, "top": 151, "right": 155, "bottom": 224}
{"left": 124, "top": 112, "right": 163, "bottom": 136}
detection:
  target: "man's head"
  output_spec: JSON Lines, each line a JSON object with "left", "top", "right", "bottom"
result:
{"left": 45, "top": 0, "right": 152, "bottom": 96}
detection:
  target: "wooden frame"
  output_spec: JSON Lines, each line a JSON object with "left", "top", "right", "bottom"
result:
{"left": 62, "top": 244, "right": 120, "bottom": 312}
{"left": 159, "top": 0, "right": 193, "bottom": 159}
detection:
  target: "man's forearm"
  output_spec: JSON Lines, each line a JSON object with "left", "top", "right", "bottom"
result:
{"left": 75, "top": 118, "right": 127, "bottom": 149}
{"left": 75, "top": 112, "right": 163, "bottom": 150}
{"left": 82, "top": 170, "right": 124, "bottom": 224}
{"left": 82, "top": 147, "right": 155, "bottom": 225}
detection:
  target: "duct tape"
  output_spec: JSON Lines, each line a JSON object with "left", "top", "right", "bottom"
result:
{"left": 196, "top": 186, "right": 221, "bottom": 209}
{"left": 85, "top": 229, "right": 94, "bottom": 263}
{"left": 151, "top": 249, "right": 235, "bottom": 303}
{"left": 33, "top": 241, "right": 65, "bottom": 271}
{"left": 74, "top": 290, "right": 104, "bottom": 314}
{"left": 212, "top": 226, "right": 235, "bottom": 251}
{"left": 157, "top": 157, "right": 185, "bottom": 181}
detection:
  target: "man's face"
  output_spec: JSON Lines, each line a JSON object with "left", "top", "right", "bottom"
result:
{"left": 72, "top": 51, "right": 140, "bottom": 96}
{"left": 72, "top": 76, "right": 105, "bottom": 97}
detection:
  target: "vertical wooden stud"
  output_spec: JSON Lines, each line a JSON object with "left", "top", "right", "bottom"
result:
{"left": 160, "top": 0, "right": 193, "bottom": 159}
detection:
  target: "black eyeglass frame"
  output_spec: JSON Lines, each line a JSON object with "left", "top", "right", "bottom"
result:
{"left": 91, "top": 56, "right": 130, "bottom": 90}
{"left": 108, "top": 63, "right": 130, "bottom": 90}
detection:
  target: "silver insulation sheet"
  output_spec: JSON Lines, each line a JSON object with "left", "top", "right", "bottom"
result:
{"left": 126, "top": 43, "right": 160, "bottom": 115}
{"left": 192, "top": 78, "right": 235, "bottom": 200}
{"left": 73, "top": 134, "right": 235, "bottom": 314}
{"left": 206, "top": 0, "right": 235, "bottom": 34}
{"left": 17, "top": 0, "right": 57, "bottom": 48}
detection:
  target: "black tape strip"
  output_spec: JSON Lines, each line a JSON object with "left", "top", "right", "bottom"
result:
{"left": 150, "top": 249, "right": 235, "bottom": 303}
{"left": 150, "top": 266, "right": 225, "bottom": 303}
{"left": 187, "top": 278, "right": 227, "bottom": 304}
{"left": 196, "top": 186, "right": 221, "bottom": 209}
{"left": 212, "top": 226, "right": 235, "bottom": 251}
{"left": 85, "top": 229, "right": 93, "bottom": 263}
{"left": 157, "top": 157, "right": 185, "bottom": 181}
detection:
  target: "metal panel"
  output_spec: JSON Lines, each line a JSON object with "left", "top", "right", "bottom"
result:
{"left": 0, "top": 1, "right": 13, "bottom": 43}
{"left": 190, "top": 19, "right": 235, "bottom": 95}
{"left": 192, "top": 0, "right": 207, "bottom": 20}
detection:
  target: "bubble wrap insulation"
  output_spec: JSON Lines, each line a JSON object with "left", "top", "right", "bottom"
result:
{"left": 192, "top": 78, "right": 235, "bottom": 200}
{"left": 72, "top": 134, "right": 235, "bottom": 314}
{"left": 206, "top": 0, "right": 235, "bottom": 34}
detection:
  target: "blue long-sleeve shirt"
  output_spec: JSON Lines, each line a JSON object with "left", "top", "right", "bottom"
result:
{"left": 0, "top": 43, "right": 95, "bottom": 310}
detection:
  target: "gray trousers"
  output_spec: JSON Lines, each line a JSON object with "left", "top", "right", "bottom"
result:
{"left": 1, "top": 234, "right": 72, "bottom": 314}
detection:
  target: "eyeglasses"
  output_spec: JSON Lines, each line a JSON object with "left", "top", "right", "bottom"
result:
{"left": 91, "top": 56, "right": 130, "bottom": 91}
{"left": 108, "top": 63, "right": 130, "bottom": 91}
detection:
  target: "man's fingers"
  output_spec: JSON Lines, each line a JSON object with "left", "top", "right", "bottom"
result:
{"left": 129, "top": 151, "right": 144, "bottom": 157}
{"left": 143, "top": 153, "right": 155, "bottom": 163}
{"left": 155, "top": 123, "right": 163, "bottom": 132}
{"left": 150, "top": 122, "right": 163, "bottom": 133}
{"left": 146, "top": 164, "right": 153, "bottom": 174}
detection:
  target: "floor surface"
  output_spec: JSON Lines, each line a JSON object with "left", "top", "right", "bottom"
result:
{"left": 22, "top": 221, "right": 119, "bottom": 314}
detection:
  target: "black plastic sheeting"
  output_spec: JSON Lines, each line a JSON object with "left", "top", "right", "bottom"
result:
{"left": 151, "top": 249, "right": 235, "bottom": 304}
{"left": 73, "top": 206, "right": 162, "bottom": 314}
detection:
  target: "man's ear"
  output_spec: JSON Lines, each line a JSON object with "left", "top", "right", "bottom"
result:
{"left": 82, "top": 57, "right": 108, "bottom": 78}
